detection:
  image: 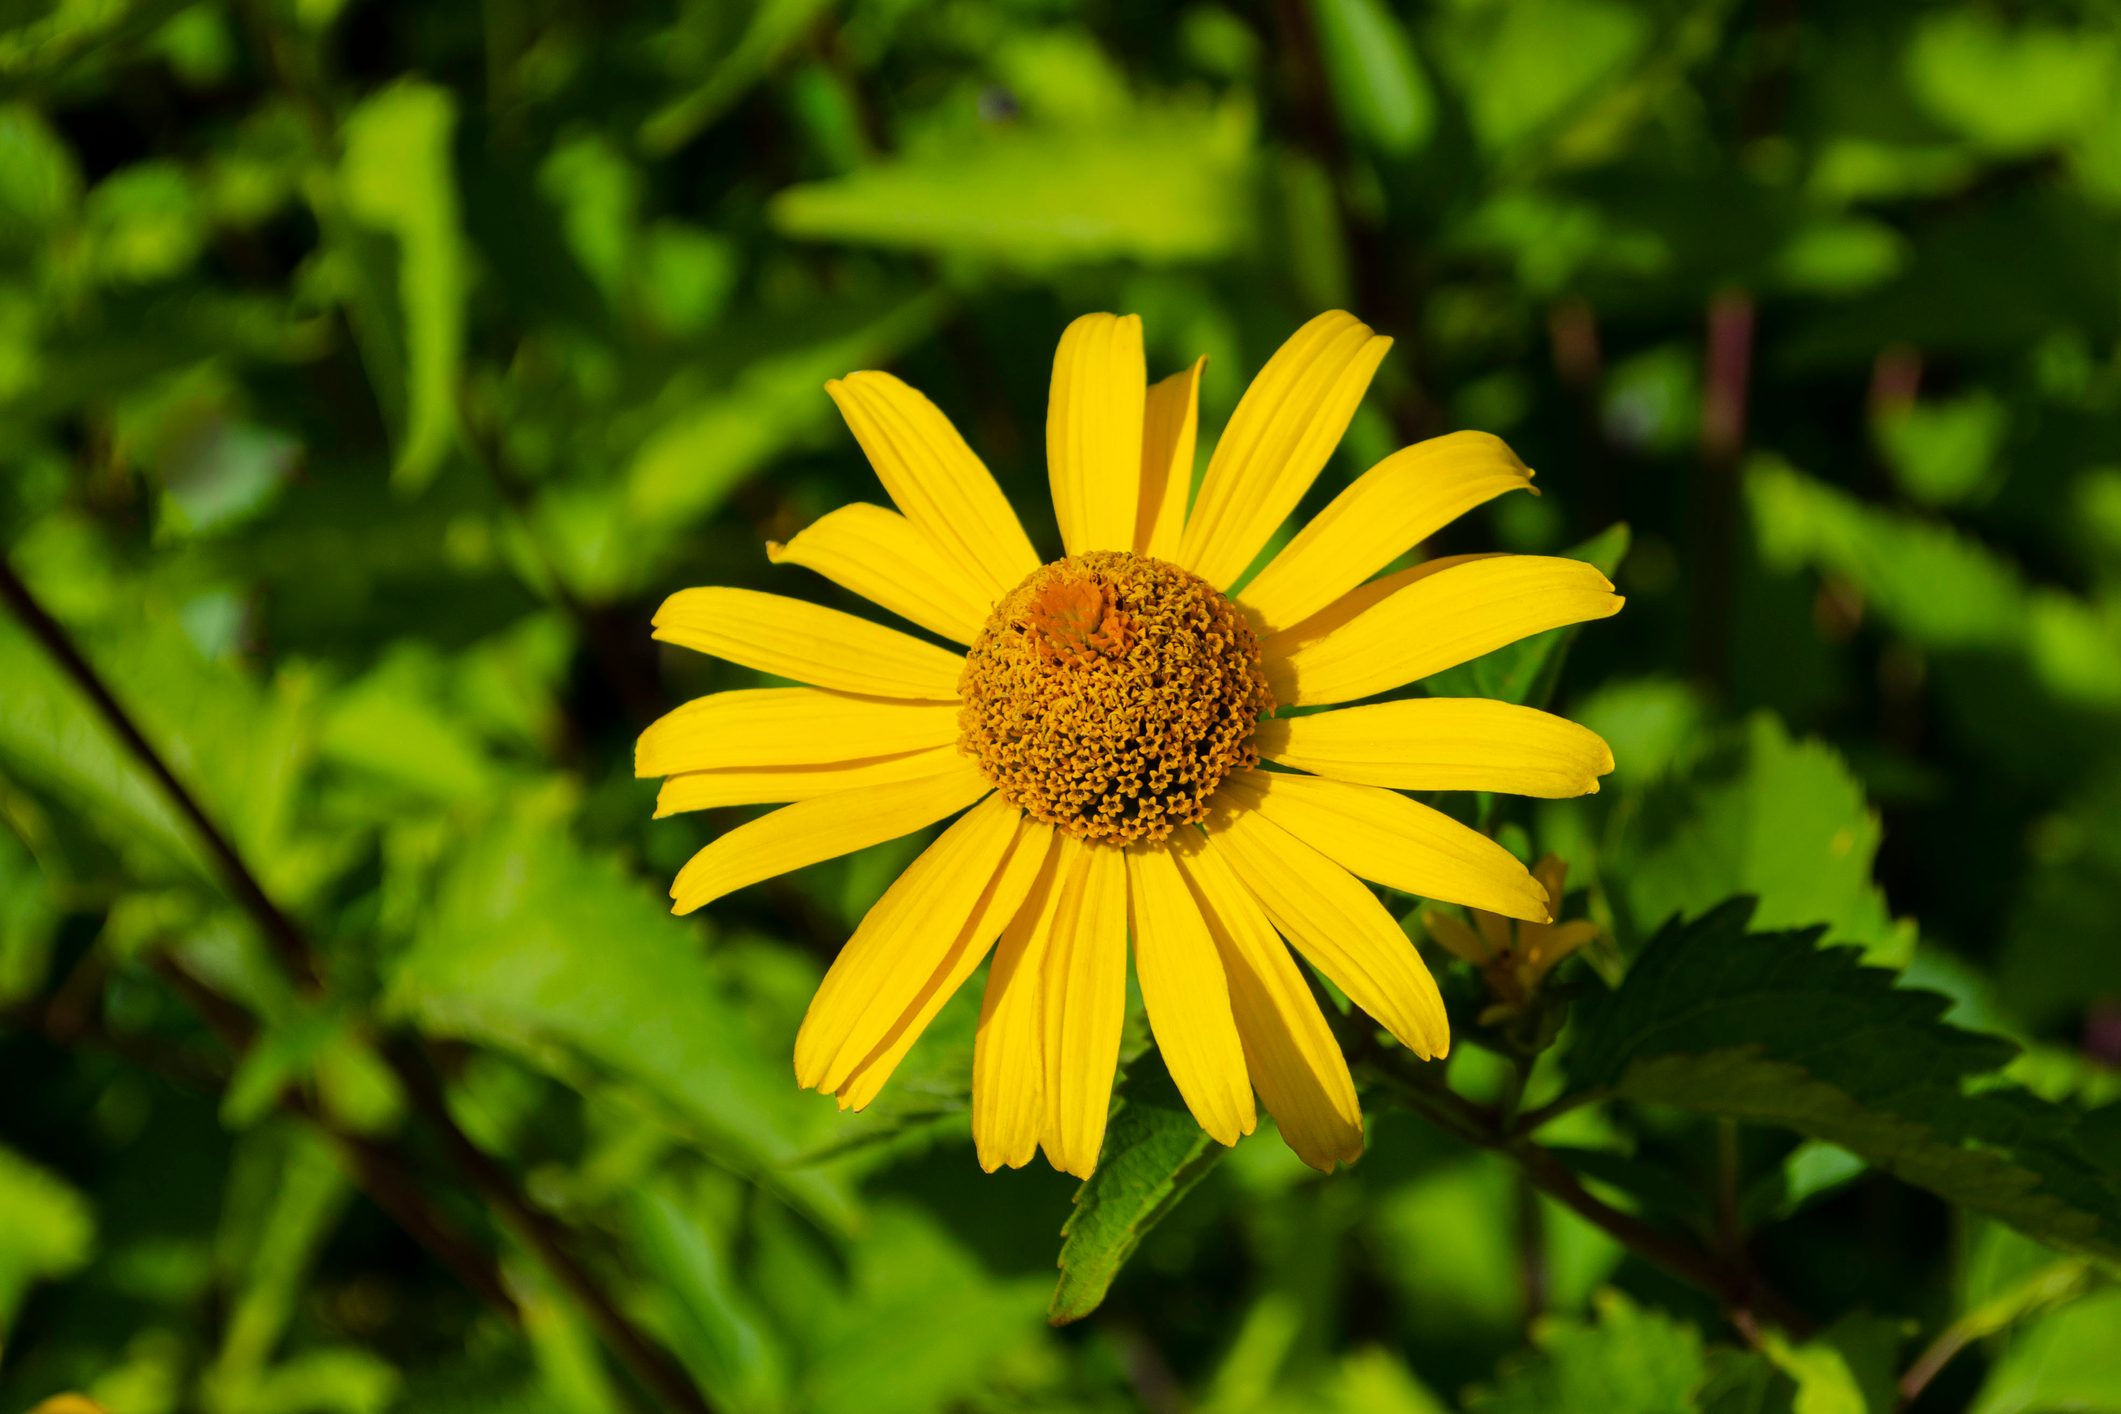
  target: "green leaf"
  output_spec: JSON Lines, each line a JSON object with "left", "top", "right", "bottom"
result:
{"left": 0, "top": 577, "right": 324, "bottom": 899}
{"left": 638, "top": 0, "right": 837, "bottom": 155}
{"left": 1614, "top": 713, "right": 1906, "bottom": 964}
{"left": 1748, "top": 460, "right": 2121, "bottom": 711}
{"left": 1313, "top": 0, "right": 1434, "bottom": 157}
{"left": 1434, "top": 0, "right": 1649, "bottom": 157}
{"left": 616, "top": 293, "right": 943, "bottom": 539}
{"left": 1739, "top": 1141, "right": 1867, "bottom": 1226}
{"left": 382, "top": 799, "right": 857, "bottom": 1230}
{"left": 0, "top": 1143, "right": 94, "bottom": 1333}
{"left": 770, "top": 105, "right": 1256, "bottom": 267}
{"left": 1759, "top": 1312, "right": 1902, "bottom": 1414}
{"left": 340, "top": 80, "right": 467, "bottom": 492}
{"left": 205, "top": 1129, "right": 357, "bottom": 1409}
{"left": 625, "top": 1177, "right": 790, "bottom": 1412}
{"left": 1427, "top": 522, "right": 1629, "bottom": 710}
{"left": 0, "top": 823, "right": 58, "bottom": 1004}
{"left": 82, "top": 161, "right": 206, "bottom": 284}
{"left": 1873, "top": 391, "right": 2006, "bottom": 508}
{"left": 317, "top": 647, "right": 502, "bottom": 803}
{"left": 0, "top": 103, "right": 81, "bottom": 256}
{"left": 1048, "top": 1059, "right": 1225, "bottom": 1325}
{"left": 1467, "top": 1289, "right": 1709, "bottom": 1413}
{"left": 1567, "top": 900, "right": 2121, "bottom": 1265}
{"left": 1907, "top": 13, "right": 2115, "bottom": 157}
{"left": 1971, "top": 1286, "right": 2121, "bottom": 1414}
{"left": 798, "top": 1203, "right": 1048, "bottom": 1414}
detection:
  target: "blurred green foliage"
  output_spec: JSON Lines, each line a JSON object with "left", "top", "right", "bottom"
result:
{"left": 3, "top": 1, "right": 2120, "bottom": 1411}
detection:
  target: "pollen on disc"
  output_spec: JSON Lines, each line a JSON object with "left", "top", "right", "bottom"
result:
{"left": 957, "top": 551, "right": 1273, "bottom": 846}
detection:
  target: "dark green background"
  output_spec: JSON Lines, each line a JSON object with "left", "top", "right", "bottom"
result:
{"left": 3, "top": 1, "right": 2119, "bottom": 1410}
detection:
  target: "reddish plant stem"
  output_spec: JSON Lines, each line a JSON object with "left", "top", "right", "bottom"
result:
{"left": 1691, "top": 289, "right": 1755, "bottom": 690}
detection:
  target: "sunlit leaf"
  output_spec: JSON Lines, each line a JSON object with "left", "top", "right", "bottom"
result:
{"left": 0, "top": 1143, "right": 94, "bottom": 1333}
{"left": 340, "top": 80, "right": 467, "bottom": 492}
{"left": 1568, "top": 900, "right": 2121, "bottom": 1265}
{"left": 1907, "top": 13, "right": 2115, "bottom": 156}
{"left": 1049, "top": 1059, "right": 1225, "bottom": 1325}
{"left": 383, "top": 801, "right": 858, "bottom": 1230}
{"left": 1467, "top": 1289, "right": 1712, "bottom": 1413}
{"left": 1313, "top": 0, "right": 1434, "bottom": 157}
{"left": 770, "top": 106, "right": 1256, "bottom": 267}
{"left": 1614, "top": 713, "right": 1906, "bottom": 964}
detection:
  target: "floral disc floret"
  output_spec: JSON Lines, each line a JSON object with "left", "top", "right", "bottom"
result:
{"left": 958, "top": 551, "right": 1273, "bottom": 845}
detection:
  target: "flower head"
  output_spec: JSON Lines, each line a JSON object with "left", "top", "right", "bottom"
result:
{"left": 637, "top": 312, "right": 1620, "bottom": 1176}
{"left": 1421, "top": 856, "right": 1604, "bottom": 1024}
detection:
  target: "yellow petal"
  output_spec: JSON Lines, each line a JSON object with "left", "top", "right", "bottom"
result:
{"left": 767, "top": 502, "right": 993, "bottom": 644}
{"left": 1136, "top": 357, "right": 1204, "bottom": 560}
{"left": 1255, "top": 698, "right": 1615, "bottom": 798}
{"left": 1224, "top": 768, "right": 1548, "bottom": 924}
{"left": 1168, "top": 828, "right": 1363, "bottom": 1172}
{"left": 653, "top": 587, "right": 965, "bottom": 700}
{"left": 1126, "top": 845, "right": 1256, "bottom": 1146}
{"left": 1039, "top": 840, "right": 1129, "bottom": 1178}
{"left": 795, "top": 794, "right": 1025, "bottom": 1091}
{"left": 1237, "top": 432, "right": 1535, "bottom": 632}
{"left": 1266, "top": 555, "right": 1495, "bottom": 655}
{"left": 1419, "top": 908, "right": 1492, "bottom": 966}
{"left": 1265, "top": 555, "right": 1623, "bottom": 707}
{"left": 834, "top": 816, "right": 1055, "bottom": 1112}
{"left": 1049, "top": 313, "right": 1147, "bottom": 556}
{"left": 1176, "top": 312, "right": 1392, "bottom": 590}
{"left": 826, "top": 371, "right": 1040, "bottom": 599}
{"left": 670, "top": 759, "right": 991, "bottom": 915}
{"left": 635, "top": 688, "right": 959, "bottom": 776}
{"left": 654, "top": 744, "right": 967, "bottom": 815}
{"left": 974, "top": 833, "right": 1071, "bottom": 1171}
{"left": 1200, "top": 783, "right": 1450, "bottom": 1059}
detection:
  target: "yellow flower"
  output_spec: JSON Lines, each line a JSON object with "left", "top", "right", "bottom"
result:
{"left": 1421, "top": 856, "right": 1604, "bottom": 1024}
{"left": 637, "top": 312, "right": 1619, "bottom": 1176}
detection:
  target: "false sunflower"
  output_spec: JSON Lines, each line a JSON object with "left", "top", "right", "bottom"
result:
{"left": 637, "top": 312, "right": 1620, "bottom": 1177}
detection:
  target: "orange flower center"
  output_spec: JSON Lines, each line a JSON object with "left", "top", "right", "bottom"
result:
{"left": 958, "top": 551, "right": 1273, "bottom": 845}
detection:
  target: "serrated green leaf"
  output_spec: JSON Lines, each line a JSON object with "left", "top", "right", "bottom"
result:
{"left": 1615, "top": 713, "right": 1906, "bottom": 964}
{"left": 1048, "top": 1059, "right": 1224, "bottom": 1325}
{"left": 1467, "top": 1289, "right": 1709, "bottom": 1413}
{"left": 1568, "top": 900, "right": 2121, "bottom": 1264}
